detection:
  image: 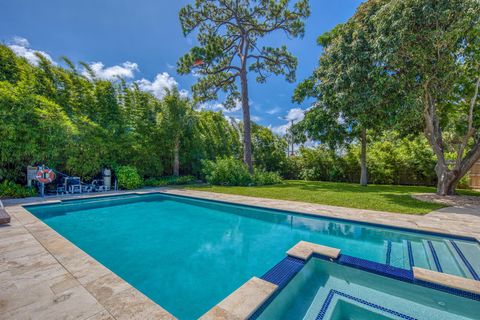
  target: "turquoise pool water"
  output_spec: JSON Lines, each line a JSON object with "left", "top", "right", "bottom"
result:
{"left": 257, "top": 258, "right": 480, "bottom": 319}
{"left": 27, "top": 193, "right": 480, "bottom": 319}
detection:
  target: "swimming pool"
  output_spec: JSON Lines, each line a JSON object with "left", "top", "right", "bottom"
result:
{"left": 26, "top": 193, "right": 480, "bottom": 319}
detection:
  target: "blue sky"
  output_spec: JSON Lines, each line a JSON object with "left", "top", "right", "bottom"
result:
{"left": 0, "top": 0, "right": 362, "bottom": 134}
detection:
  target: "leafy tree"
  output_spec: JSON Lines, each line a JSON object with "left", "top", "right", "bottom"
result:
{"left": 177, "top": 0, "right": 310, "bottom": 173}
{"left": 159, "top": 88, "right": 196, "bottom": 176}
{"left": 251, "top": 123, "right": 287, "bottom": 172}
{"left": 293, "top": 0, "right": 397, "bottom": 186}
{"left": 373, "top": 0, "right": 480, "bottom": 195}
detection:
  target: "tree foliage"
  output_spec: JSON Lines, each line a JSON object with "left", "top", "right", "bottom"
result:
{"left": 0, "top": 44, "right": 285, "bottom": 185}
{"left": 177, "top": 0, "right": 310, "bottom": 172}
{"left": 372, "top": 0, "right": 480, "bottom": 194}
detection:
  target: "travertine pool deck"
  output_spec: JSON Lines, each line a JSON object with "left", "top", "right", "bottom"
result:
{"left": 1, "top": 188, "right": 479, "bottom": 319}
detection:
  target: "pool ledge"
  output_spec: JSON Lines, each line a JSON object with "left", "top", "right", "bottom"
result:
{"left": 413, "top": 267, "right": 480, "bottom": 295}
{"left": 200, "top": 277, "right": 278, "bottom": 320}
{"left": 287, "top": 240, "right": 340, "bottom": 260}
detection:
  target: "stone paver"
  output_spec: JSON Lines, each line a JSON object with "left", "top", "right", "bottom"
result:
{"left": 200, "top": 277, "right": 277, "bottom": 320}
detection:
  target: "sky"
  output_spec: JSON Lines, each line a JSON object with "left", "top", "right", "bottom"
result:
{"left": 0, "top": 0, "right": 362, "bottom": 135}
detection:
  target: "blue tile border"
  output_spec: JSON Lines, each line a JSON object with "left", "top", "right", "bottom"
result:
{"left": 249, "top": 256, "right": 306, "bottom": 320}
{"left": 450, "top": 240, "right": 480, "bottom": 280}
{"left": 427, "top": 241, "right": 443, "bottom": 272}
{"left": 261, "top": 256, "right": 305, "bottom": 289}
{"left": 315, "top": 289, "right": 417, "bottom": 320}
{"left": 414, "top": 279, "right": 480, "bottom": 301}
{"left": 338, "top": 254, "right": 414, "bottom": 282}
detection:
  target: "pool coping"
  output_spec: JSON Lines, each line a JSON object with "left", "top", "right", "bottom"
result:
{"left": 2, "top": 188, "right": 480, "bottom": 319}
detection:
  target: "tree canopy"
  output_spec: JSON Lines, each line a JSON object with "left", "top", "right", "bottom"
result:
{"left": 177, "top": 0, "right": 310, "bottom": 172}
{"left": 294, "top": 0, "right": 480, "bottom": 194}
{"left": 0, "top": 44, "right": 286, "bottom": 185}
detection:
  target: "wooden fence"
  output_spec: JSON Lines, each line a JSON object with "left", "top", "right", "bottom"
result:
{"left": 469, "top": 160, "right": 480, "bottom": 189}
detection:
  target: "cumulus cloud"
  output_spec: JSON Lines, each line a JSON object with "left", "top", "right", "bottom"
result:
{"left": 266, "top": 106, "right": 281, "bottom": 115}
{"left": 8, "top": 36, "right": 55, "bottom": 66}
{"left": 84, "top": 61, "right": 138, "bottom": 80}
{"left": 137, "top": 72, "right": 188, "bottom": 99}
{"left": 270, "top": 107, "right": 306, "bottom": 136}
{"left": 270, "top": 124, "right": 290, "bottom": 136}
{"left": 284, "top": 108, "right": 305, "bottom": 122}
{"left": 251, "top": 115, "right": 261, "bottom": 122}
{"left": 199, "top": 99, "right": 242, "bottom": 113}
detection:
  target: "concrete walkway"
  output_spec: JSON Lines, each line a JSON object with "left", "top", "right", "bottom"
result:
{"left": 1, "top": 188, "right": 479, "bottom": 320}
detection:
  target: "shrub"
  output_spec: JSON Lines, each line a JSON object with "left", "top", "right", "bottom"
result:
{"left": 0, "top": 180, "right": 37, "bottom": 198}
{"left": 116, "top": 166, "right": 143, "bottom": 190}
{"left": 252, "top": 170, "right": 282, "bottom": 186}
{"left": 202, "top": 157, "right": 252, "bottom": 186}
{"left": 144, "top": 175, "right": 196, "bottom": 187}
{"left": 202, "top": 157, "right": 282, "bottom": 186}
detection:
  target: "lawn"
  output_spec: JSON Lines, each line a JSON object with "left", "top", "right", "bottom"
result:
{"left": 185, "top": 180, "right": 480, "bottom": 214}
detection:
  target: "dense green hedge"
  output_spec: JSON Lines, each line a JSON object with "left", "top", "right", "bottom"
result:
{"left": 283, "top": 134, "right": 437, "bottom": 186}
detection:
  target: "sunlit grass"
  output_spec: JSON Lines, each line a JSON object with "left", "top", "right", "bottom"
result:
{"left": 185, "top": 180, "right": 480, "bottom": 215}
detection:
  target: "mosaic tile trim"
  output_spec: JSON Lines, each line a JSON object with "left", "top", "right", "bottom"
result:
{"left": 414, "top": 279, "right": 480, "bottom": 301}
{"left": 261, "top": 256, "right": 305, "bottom": 289}
{"left": 249, "top": 257, "right": 306, "bottom": 320}
{"left": 338, "top": 254, "right": 414, "bottom": 282}
{"left": 407, "top": 241, "right": 415, "bottom": 270}
{"left": 427, "top": 241, "right": 443, "bottom": 272}
{"left": 450, "top": 240, "right": 480, "bottom": 281}
{"left": 315, "top": 289, "right": 417, "bottom": 320}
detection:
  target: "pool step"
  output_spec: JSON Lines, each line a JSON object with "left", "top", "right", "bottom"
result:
{"left": 384, "top": 240, "right": 480, "bottom": 281}
{"left": 421, "top": 240, "right": 476, "bottom": 279}
{"left": 449, "top": 240, "right": 480, "bottom": 281}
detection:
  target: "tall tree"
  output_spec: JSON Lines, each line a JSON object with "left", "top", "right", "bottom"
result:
{"left": 177, "top": 0, "right": 310, "bottom": 173}
{"left": 293, "top": 0, "right": 396, "bottom": 186}
{"left": 373, "top": 0, "right": 480, "bottom": 195}
{"left": 159, "top": 88, "right": 195, "bottom": 176}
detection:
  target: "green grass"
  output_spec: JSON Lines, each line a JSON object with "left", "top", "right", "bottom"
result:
{"left": 185, "top": 180, "right": 480, "bottom": 215}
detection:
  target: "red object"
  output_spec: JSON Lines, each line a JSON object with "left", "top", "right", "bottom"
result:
{"left": 35, "top": 169, "right": 56, "bottom": 184}
{"left": 193, "top": 59, "right": 204, "bottom": 66}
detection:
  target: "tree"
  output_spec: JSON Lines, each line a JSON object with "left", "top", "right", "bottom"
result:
{"left": 159, "top": 88, "right": 195, "bottom": 176}
{"left": 293, "top": 0, "right": 396, "bottom": 186}
{"left": 177, "top": 0, "right": 310, "bottom": 173}
{"left": 373, "top": 0, "right": 480, "bottom": 195}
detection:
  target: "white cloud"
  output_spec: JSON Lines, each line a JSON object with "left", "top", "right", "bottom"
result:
{"left": 266, "top": 106, "right": 281, "bottom": 115}
{"left": 8, "top": 36, "right": 55, "bottom": 66}
{"left": 85, "top": 61, "right": 138, "bottom": 80}
{"left": 137, "top": 72, "right": 188, "bottom": 99}
{"left": 200, "top": 99, "right": 242, "bottom": 113}
{"left": 270, "top": 124, "right": 290, "bottom": 136}
{"left": 284, "top": 108, "right": 305, "bottom": 122}
{"left": 251, "top": 115, "right": 261, "bottom": 122}
{"left": 270, "top": 108, "right": 305, "bottom": 136}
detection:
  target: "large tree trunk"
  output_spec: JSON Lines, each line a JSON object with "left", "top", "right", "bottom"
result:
{"left": 423, "top": 85, "right": 480, "bottom": 195}
{"left": 173, "top": 138, "right": 180, "bottom": 176}
{"left": 240, "top": 70, "right": 254, "bottom": 174}
{"left": 436, "top": 167, "right": 460, "bottom": 196}
{"left": 360, "top": 128, "right": 368, "bottom": 186}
